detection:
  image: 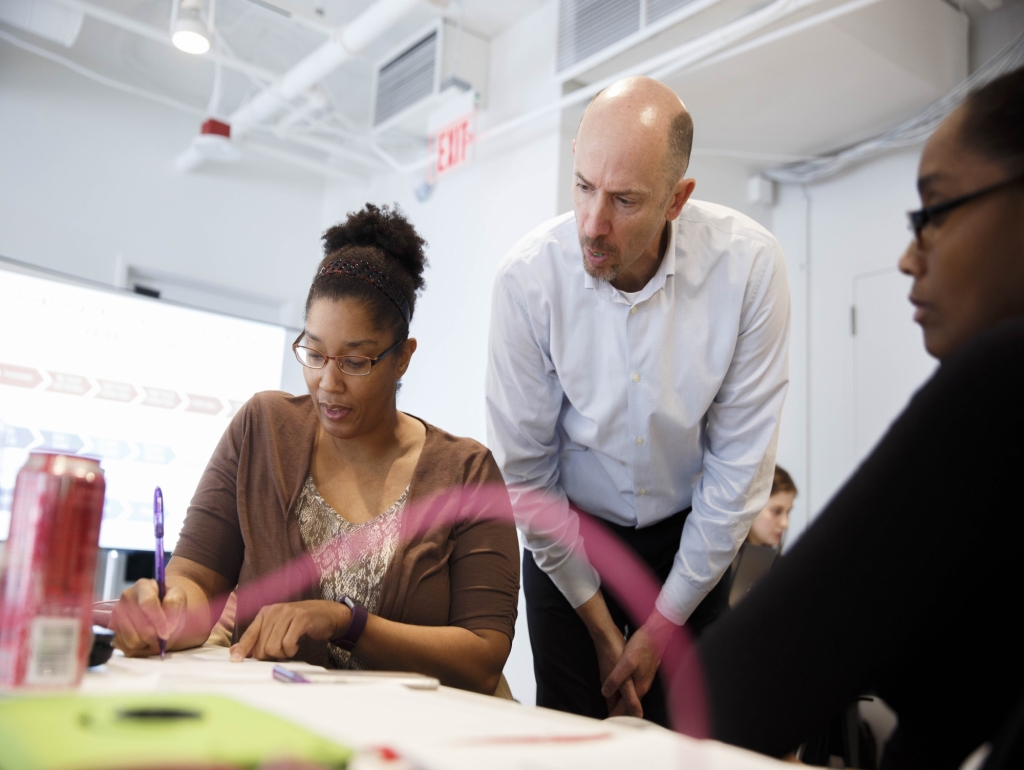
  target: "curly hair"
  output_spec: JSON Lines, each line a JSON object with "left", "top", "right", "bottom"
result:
{"left": 306, "top": 203, "right": 428, "bottom": 340}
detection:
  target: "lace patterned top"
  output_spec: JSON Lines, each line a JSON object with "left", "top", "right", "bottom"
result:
{"left": 296, "top": 474, "right": 407, "bottom": 669}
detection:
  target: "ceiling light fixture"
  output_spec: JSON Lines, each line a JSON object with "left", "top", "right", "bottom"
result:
{"left": 171, "top": 0, "right": 211, "bottom": 55}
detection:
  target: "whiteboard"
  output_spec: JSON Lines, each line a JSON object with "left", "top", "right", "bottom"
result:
{"left": 0, "top": 259, "right": 287, "bottom": 551}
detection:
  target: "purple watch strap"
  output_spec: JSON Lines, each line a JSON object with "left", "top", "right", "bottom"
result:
{"left": 331, "top": 596, "right": 368, "bottom": 651}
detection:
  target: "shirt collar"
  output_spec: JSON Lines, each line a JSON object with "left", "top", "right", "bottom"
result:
{"left": 584, "top": 220, "right": 678, "bottom": 304}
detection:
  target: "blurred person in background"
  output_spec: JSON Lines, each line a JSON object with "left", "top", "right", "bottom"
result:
{"left": 746, "top": 466, "right": 796, "bottom": 550}
{"left": 726, "top": 467, "right": 796, "bottom": 609}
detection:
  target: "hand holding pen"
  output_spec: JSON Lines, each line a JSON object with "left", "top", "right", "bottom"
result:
{"left": 154, "top": 486, "right": 166, "bottom": 660}
{"left": 108, "top": 487, "right": 186, "bottom": 657}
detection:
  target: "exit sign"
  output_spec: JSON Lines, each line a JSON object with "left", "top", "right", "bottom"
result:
{"left": 435, "top": 115, "right": 473, "bottom": 176}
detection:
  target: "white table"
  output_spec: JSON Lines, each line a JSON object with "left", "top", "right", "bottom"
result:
{"left": 81, "top": 646, "right": 789, "bottom": 770}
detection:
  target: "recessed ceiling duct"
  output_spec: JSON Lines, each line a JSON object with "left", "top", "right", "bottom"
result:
{"left": 373, "top": 30, "right": 438, "bottom": 127}
{"left": 557, "top": 0, "right": 640, "bottom": 73}
{"left": 370, "top": 19, "right": 489, "bottom": 134}
{"left": 555, "top": 0, "right": 718, "bottom": 75}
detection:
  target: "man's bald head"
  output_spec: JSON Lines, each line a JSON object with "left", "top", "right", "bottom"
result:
{"left": 577, "top": 77, "right": 694, "bottom": 189}
{"left": 571, "top": 77, "right": 698, "bottom": 291}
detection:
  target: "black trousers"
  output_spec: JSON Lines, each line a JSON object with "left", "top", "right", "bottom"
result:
{"left": 524, "top": 507, "right": 730, "bottom": 726}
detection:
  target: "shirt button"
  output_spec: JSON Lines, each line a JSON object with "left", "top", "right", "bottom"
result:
{"left": 635, "top": 436, "right": 644, "bottom": 446}
{"left": 630, "top": 306, "right": 638, "bottom": 315}
{"left": 638, "top": 488, "right": 647, "bottom": 496}
{"left": 632, "top": 372, "right": 640, "bottom": 383}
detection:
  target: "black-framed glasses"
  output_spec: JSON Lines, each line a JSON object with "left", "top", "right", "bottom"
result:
{"left": 907, "top": 172, "right": 1024, "bottom": 243}
{"left": 292, "top": 331, "right": 406, "bottom": 376}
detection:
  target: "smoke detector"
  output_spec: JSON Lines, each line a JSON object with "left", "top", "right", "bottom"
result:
{"left": 176, "top": 119, "right": 241, "bottom": 171}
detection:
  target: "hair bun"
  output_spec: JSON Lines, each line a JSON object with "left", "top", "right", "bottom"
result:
{"left": 322, "top": 203, "right": 427, "bottom": 292}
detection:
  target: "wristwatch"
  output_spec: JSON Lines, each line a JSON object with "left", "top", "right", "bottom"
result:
{"left": 330, "top": 595, "right": 368, "bottom": 651}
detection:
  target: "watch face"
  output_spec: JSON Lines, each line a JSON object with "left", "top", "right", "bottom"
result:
{"left": 342, "top": 596, "right": 355, "bottom": 609}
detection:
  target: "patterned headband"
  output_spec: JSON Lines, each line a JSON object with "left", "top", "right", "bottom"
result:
{"left": 317, "top": 257, "right": 411, "bottom": 327}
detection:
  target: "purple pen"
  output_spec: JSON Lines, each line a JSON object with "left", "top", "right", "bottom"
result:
{"left": 273, "top": 665, "right": 311, "bottom": 684}
{"left": 154, "top": 486, "right": 166, "bottom": 660}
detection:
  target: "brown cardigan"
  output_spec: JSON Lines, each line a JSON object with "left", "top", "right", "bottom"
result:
{"left": 173, "top": 391, "right": 519, "bottom": 666}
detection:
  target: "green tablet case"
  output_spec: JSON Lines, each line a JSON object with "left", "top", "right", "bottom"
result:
{"left": 0, "top": 693, "right": 353, "bottom": 769}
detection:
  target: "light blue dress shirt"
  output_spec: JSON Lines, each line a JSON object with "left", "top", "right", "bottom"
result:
{"left": 485, "top": 200, "right": 790, "bottom": 624}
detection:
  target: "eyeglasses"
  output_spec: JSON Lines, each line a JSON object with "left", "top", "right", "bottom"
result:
{"left": 292, "top": 331, "right": 405, "bottom": 376}
{"left": 907, "top": 172, "right": 1024, "bottom": 243}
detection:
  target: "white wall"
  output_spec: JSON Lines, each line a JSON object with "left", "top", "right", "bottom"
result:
{"left": 0, "top": 43, "right": 326, "bottom": 322}
{"left": 773, "top": 150, "right": 936, "bottom": 543}
{"left": 685, "top": 154, "right": 774, "bottom": 230}
{"left": 771, "top": 183, "right": 811, "bottom": 542}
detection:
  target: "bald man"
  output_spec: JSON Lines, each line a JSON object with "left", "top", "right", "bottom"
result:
{"left": 485, "top": 77, "right": 790, "bottom": 723}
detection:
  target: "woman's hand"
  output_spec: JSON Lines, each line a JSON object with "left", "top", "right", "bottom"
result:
{"left": 230, "top": 600, "right": 351, "bottom": 662}
{"left": 109, "top": 579, "right": 188, "bottom": 657}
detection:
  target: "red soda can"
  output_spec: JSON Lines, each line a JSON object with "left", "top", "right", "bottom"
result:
{"left": 0, "top": 453, "right": 106, "bottom": 688}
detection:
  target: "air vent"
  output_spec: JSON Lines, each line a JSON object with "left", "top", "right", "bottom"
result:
{"left": 557, "top": 0, "right": 712, "bottom": 76}
{"left": 557, "top": 0, "right": 641, "bottom": 73}
{"left": 373, "top": 31, "right": 438, "bottom": 127}
{"left": 371, "top": 20, "right": 490, "bottom": 133}
{"left": 646, "top": 0, "right": 698, "bottom": 24}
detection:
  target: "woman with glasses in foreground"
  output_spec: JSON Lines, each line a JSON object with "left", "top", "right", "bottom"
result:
{"left": 694, "top": 69, "right": 1024, "bottom": 767}
{"left": 110, "top": 204, "right": 519, "bottom": 696}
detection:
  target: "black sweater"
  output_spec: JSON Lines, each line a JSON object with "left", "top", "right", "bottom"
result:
{"left": 697, "top": 318, "right": 1024, "bottom": 769}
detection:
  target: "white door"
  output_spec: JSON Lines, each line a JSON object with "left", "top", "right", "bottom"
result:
{"left": 852, "top": 268, "right": 937, "bottom": 460}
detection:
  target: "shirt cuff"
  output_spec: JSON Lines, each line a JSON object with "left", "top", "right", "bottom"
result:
{"left": 538, "top": 548, "right": 602, "bottom": 609}
{"left": 655, "top": 571, "right": 707, "bottom": 626}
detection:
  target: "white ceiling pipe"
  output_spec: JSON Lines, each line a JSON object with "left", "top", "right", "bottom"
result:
{"left": 240, "top": 0, "right": 334, "bottom": 35}
{"left": 265, "top": 129, "right": 388, "bottom": 170}
{"left": 649, "top": 0, "right": 885, "bottom": 79}
{"left": 50, "top": 0, "right": 277, "bottom": 82}
{"left": 228, "top": 0, "right": 428, "bottom": 139}
{"left": 276, "top": 89, "right": 329, "bottom": 129}
{"left": 243, "top": 141, "right": 366, "bottom": 180}
{"left": 177, "top": 130, "right": 380, "bottom": 173}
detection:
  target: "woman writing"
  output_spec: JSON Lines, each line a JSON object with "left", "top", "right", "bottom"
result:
{"left": 110, "top": 204, "right": 519, "bottom": 695}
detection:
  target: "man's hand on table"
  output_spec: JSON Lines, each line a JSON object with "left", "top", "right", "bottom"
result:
{"left": 601, "top": 608, "right": 680, "bottom": 710}
{"left": 110, "top": 579, "right": 188, "bottom": 657}
{"left": 230, "top": 600, "right": 352, "bottom": 662}
{"left": 575, "top": 591, "right": 643, "bottom": 718}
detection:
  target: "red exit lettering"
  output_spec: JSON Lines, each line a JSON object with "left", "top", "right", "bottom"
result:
{"left": 435, "top": 117, "right": 472, "bottom": 176}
